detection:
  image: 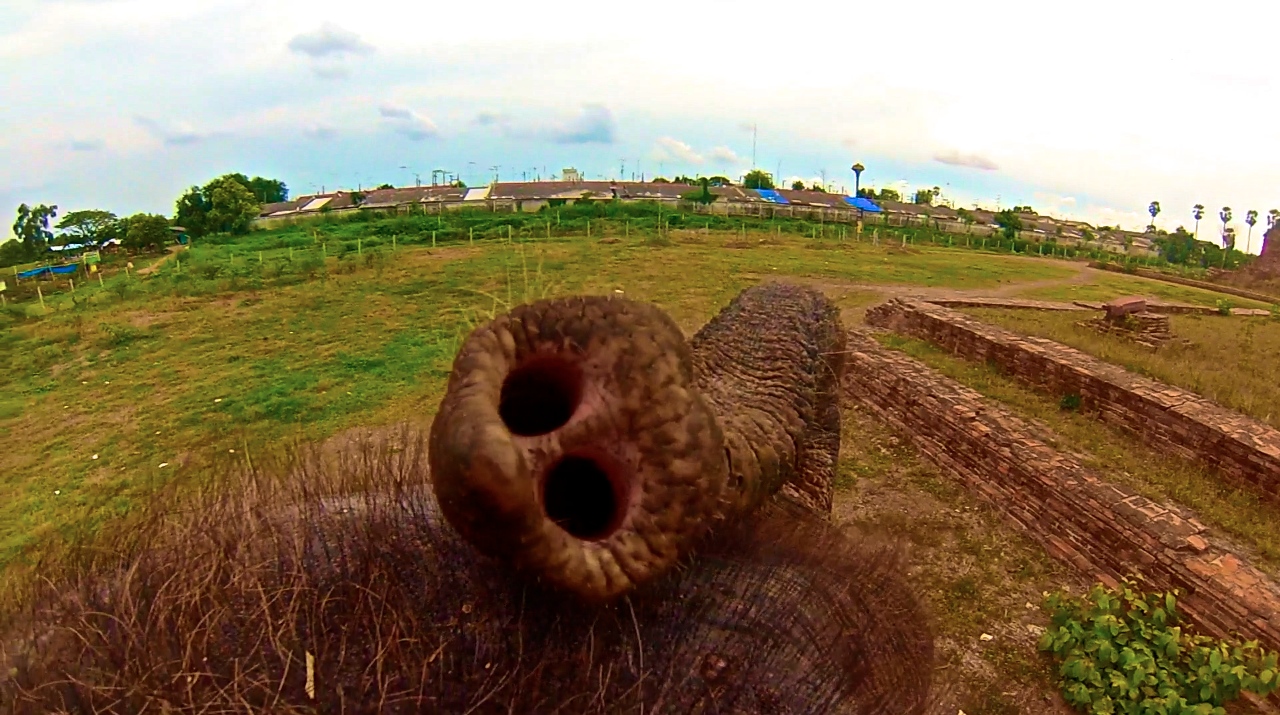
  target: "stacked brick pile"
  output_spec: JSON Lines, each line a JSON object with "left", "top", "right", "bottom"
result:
{"left": 864, "top": 298, "right": 1280, "bottom": 502}
{"left": 843, "top": 331, "right": 1280, "bottom": 650}
{"left": 1077, "top": 297, "right": 1173, "bottom": 348}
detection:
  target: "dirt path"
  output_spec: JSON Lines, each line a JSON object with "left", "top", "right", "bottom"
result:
{"left": 137, "top": 245, "right": 186, "bottom": 276}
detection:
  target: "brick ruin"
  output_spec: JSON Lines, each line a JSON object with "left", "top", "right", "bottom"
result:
{"left": 841, "top": 332, "right": 1280, "bottom": 650}
{"left": 1078, "top": 296, "right": 1173, "bottom": 348}
{"left": 864, "top": 297, "right": 1280, "bottom": 502}
{"left": 845, "top": 295, "right": 1280, "bottom": 655}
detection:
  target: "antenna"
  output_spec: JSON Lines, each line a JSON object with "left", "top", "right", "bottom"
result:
{"left": 752, "top": 123, "right": 757, "bottom": 169}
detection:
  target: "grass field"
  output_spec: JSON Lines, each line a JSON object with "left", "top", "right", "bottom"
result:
{"left": 1013, "top": 269, "right": 1275, "bottom": 309}
{"left": 877, "top": 332, "right": 1280, "bottom": 573}
{"left": 0, "top": 224, "right": 1090, "bottom": 570}
{"left": 961, "top": 307, "right": 1280, "bottom": 429}
{"left": 1, "top": 207, "right": 1261, "bottom": 575}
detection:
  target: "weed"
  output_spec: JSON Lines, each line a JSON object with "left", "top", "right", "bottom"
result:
{"left": 1216, "top": 298, "right": 1234, "bottom": 316}
{"left": 1059, "top": 393, "right": 1083, "bottom": 412}
{"left": 1041, "top": 578, "right": 1279, "bottom": 712}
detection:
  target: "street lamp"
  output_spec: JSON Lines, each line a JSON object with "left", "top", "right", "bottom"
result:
{"left": 851, "top": 163, "right": 864, "bottom": 196}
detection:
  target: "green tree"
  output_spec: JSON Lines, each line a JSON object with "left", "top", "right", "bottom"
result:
{"left": 204, "top": 176, "right": 260, "bottom": 235}
{"left": 1245, "top": 210, "right": 1259, "bottom": 253}
{"left": 122, "top": 213, "right": 171, "bottom": 252}
{"left": 0, "top": 239, "right": 28, "bottom": 268}
{"left": 175, "top": 186, "right": 212, "bottom": 237}
{"left": 1220, "top": 206, "right": 1233, "bottom": 250}
{"left": 375, "top": 183, "right": 395, "bottom": 190}
{"left": 791, "top": 180, "right": 806, "bottom": 191}
{"left": 809, "top": 182, "right": 827, "bottom": 193}
{"left": 12, "top": 203, "right": 58, "bottom": 258}
{"left": 652, "top": 177, "right": 670, "bottom": 183}
{"left": 56, "top": 209, "right": 119, "bottom": 244}
{"left": 671, "top": 175, "right": 698, "bottom": 185}
{"left": 245, "top": 177, "right": 288, "bottom": 203}
{"left": 451, "top": 179, "right": 467, "bottom": 188}
{"left": 1269, "top": 209, "right": 1279, "bottom": 232}
{"left": 956, "top": 207, "right": 974, "bottom": 225}
{"left": 912, "top": 188, "right": 937, "bottom": 205}
{"left": 706, "top": 176, "right": 733, "bottom": 187}
{"left": 1192, "top": 203, "right": 1205, "bottom": 239}
{"left": 875, "top": 188, "right": 901, "bottom": 202}
{"left": 1147, "top": 200, "right": 1160, "bottom": 231}
{"left": 742, "top": 169, "right": 775, "bottom": 190}
{"left": 994, "top": 209, "right": 1022, "bottom": 240}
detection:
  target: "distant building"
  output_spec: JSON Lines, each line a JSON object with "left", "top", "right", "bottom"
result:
{"left": 562, "top": 168, "right": 582, "bottom": 183}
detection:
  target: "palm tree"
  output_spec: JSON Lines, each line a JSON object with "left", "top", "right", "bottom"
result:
{"left": 1148, "top": 201, "right": 1160, "bottom": 231}
{"left": 1220, "top": 207, "right": 1233, "bottom": 268}
{"left": 1245, "top": 210, "right": 1259, "bottom": 254}
{"left": 1192, "top": 204, "right": 1205, "bottom": 239}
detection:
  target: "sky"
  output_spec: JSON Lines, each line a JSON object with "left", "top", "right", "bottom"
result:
{"left": 2, "top": 0, "right": 1278, "bottom": 251}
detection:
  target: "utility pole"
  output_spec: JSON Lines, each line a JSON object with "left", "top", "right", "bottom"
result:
{"left": 752, "top": 123, "right": 757, "bottom": 169}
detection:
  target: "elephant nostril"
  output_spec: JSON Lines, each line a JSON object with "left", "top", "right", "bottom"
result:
{"left": 542, "top": 455, "right": 627, "bottom": 540}
{"left": 499, "top": 356, "right": 583, "bottom": 437}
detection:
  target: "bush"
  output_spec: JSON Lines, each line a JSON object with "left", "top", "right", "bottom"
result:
{"left": 1040, "top": 579, "right": 1279, "bottom": 714}
{"left": 1215, "top": 299, "right": 1234, "bottom": 316}
{"left": 1059, "top": 393, "right": 1083, "bottom": 412}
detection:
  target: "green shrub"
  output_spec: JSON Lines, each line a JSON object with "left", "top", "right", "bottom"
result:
{"left": 1040, "top": 579, "right": 1278, "bottom": 714}
{"left": 1059, "top": 393, "right": 1083, "bottom": 412}
{"left": 1270, "top": 304, "right": 1280, "bottom": 321}
{"left": 1215, "top": 299, "right": 1234, "bottom": 316}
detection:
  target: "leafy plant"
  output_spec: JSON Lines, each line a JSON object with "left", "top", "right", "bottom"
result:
{"left": 1040, "top": 579, "right": 1279, "bottom": 714}
{"left": 1269, "top": 304, "right": 1280, "bottom": 322}
{"left": 1215, "top": 299, "right": 1234, "bottom": 316}
{"left": 1059, "top": 393, "right": 1083, "bottom": 412}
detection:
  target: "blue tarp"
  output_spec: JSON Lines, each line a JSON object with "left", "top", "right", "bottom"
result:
{"left": 843, "top": 196, "right": 883, "bottom": 213}
{"left": 17, "top": 264, "right": 79, "bottom": 279}
{"left": 755, "top": 189, "right": 790, "bottom": 204}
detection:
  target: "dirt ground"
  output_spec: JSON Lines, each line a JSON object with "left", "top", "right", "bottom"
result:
{"left": 832, "top": 404, "right": 1082, "bottom": 714}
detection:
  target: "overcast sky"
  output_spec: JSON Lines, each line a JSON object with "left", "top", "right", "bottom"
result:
{"left": 3, "top": 0, "right": 1277, "bottom": 249}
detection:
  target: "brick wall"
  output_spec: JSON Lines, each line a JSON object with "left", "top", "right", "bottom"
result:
{"left": 842, "top": 331, "right": 1280, "bottom": 649}
{"left": 864, "top": 298, "right": 1280, "bottom": 503}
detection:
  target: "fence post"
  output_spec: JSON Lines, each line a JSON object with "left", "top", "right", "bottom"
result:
{"left": 37, "top": 284, "right": 45, "bottom": 310}
{"left": 70, "top": 278, "right": 75, "bottom": 293}
{"left": 432, "top": 231, "right": 437, "bottom": 248}
{"left": 357, "top": 237, "right": 362, "bottom": 256}
{"left": 508, "top": 225, "right": 513, "bottom": 243}
{"left": 470, "top": 227, "right": 474, "bottom": 245}
{"left": 98, "top": 273, "right": 104, "bottom": 288}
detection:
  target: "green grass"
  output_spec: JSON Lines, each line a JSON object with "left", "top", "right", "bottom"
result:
{"left": 876, "top": 332, "right": 1280, "bottom": 574}
{"left": 0, "top": 226, "right": 1084, "bottom": 571}
{"left": 1014, "top": 269, "right": 1274, "bottom": 309}
{"left": 961, "top": 307, "right": 1280, "bottom": 429}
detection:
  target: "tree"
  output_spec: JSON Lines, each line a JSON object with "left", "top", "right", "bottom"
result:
{"left": 652, "top": 177, "right": 671, "bottom": 183}
{"left": 956, "top": 208, "right": 974, "bottom": 225}
{"left": 671, "top": 175, "right": 698, "bottom": 185}
{"left": 376, "top": 183, "right": 395, "bottom": 190}
{"left": 791, "top": 180, "right": 806, "bottom": 191}
{"left": 204, "top": 176, "right": 260, "bottom": 235}
{"left": 994, "top": 209, "right": 1022, "bottom": 240}
{"left": 809, "top": 183, "right": 827, "bottom": 193}
{"left": 1220, "top": 207, "right": 1232, "bottom": 249}
{"left": 1192, "top": 204, "right": 1205, "bottom": 239}
{"left": 1269, "top": 209, "right": 1279, "bottom": 232}
{"left": 1147, "top": 201, "right": 1160, "bottom": 232}
{"left": 12, "top": 203, "right": 58, "bottom": 255}
{"left": 56, "top": 209, "right": 119, "bottom": 244}
{"left": 451, "top": 179, "right": 467, "bottom": 188}
{"left": 912, "top": 188, "right": 937, "bottom": 205}
{"left": 245, "top": 177, "right": 288, "bottom": 203}
{"left": 1245, "top": 210, "right": 1259, "bottom": 253}
{"left": 742, "top": 169, "right": 775, "bottom": 190}
{"left": 706, "top": 176, "right": 733, "bottom": 187}
{"left": 122, "top": 213, "right": 171, "bottom": 252}
{"left": 175, "top": 186, "right": 212, "bottom": 237}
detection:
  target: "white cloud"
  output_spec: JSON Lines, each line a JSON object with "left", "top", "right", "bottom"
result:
{"left": 287, "top": 23, "right": 374, "bottom": 58}
{"left": 933, "top": 150, "right": 998, "bottom": 171}
{"left": 378, "top": 105, "right": 438, "bottom": 140}
{"left": 133, "top": 116, "right": 225, "bottom": 146}
{"left": 651, "top": 137, "right": 704, "bottom": 165}
{"left": 707, "top": 146, "right": 744, "bottom": 165}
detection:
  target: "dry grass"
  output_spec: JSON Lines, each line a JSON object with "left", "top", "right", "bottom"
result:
{"left": 961, "top": 308, "right": 1280, "bottom": 429}
{"left": 834, "top": 405, "right": 1076, "bottom": 715}
{"left": 1, "top": 428, "right": 947, "bottom": 715}
{"left": 877, "top": 332, "right": 1280, "bottom": 573}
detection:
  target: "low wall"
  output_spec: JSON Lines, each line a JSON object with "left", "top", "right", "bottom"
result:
{"left": 1090, "top": 262, "right": 1280, "bottom": 306}
{"left": 842, "top": 331, "right": 1280, "bottom": 649}
{"left": 864, "top": 298, "right": 1280, "bottom": 503}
